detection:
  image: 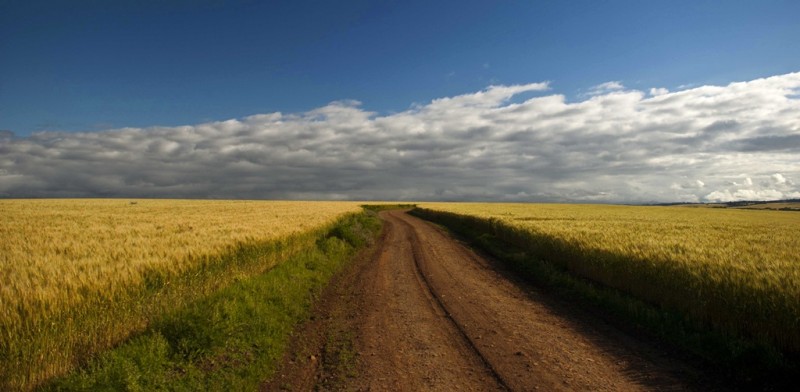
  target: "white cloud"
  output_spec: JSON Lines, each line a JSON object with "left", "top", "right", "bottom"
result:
{"left": 586, "top": 81, "right": 625, "bottom": 96}
{"left": 704, "top": 188, "right": 792, "bottom": 203}
{"left": 1, "top": 72, "right": 799, "bottom": 202}
{"left": 649, "top": 87, "right": 669, "bottom": 96}
{"left": 702, "top": 172, "right": 798, "bottom": 202}
{"left": 426, "top": 82, "right": 550, "bottom": 110}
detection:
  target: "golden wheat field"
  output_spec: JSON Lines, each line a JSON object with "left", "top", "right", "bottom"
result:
{"left": 0, "top": 199, "right": 361, "bottom": 324}
{"left": 418, "top": 202, "right": 800, "bottom": 353}
{"left": 0, "top": 199, "right": 362, "bottom": 389}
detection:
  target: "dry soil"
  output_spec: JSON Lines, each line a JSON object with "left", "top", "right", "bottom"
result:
{"left": 264, "top": 210, "right": 712, "bottom": 391}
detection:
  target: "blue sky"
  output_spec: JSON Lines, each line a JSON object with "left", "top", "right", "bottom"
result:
{"left": 2, "top": 0, "right": 798, "bottom": 135}
{"left": 1, "top": 1, "right": 799, "bottom": 202}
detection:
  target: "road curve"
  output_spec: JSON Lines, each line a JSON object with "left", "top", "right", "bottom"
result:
{"left": 345, "top": 210, "right": 698, "bottom": 391}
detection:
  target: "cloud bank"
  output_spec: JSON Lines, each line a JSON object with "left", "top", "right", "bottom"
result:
{"left": 2, "top": 73, "right": 799, "bottom": 202}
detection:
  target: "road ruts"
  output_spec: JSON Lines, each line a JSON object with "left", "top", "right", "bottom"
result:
{"left": 346, "top": 211, "right": 506, "bottom": 391}
{"left": 343, "top": 210, "right": 699, "bottom": 391}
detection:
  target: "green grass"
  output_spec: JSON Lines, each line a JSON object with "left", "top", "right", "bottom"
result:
{"left": 360, "top": 203, "right": 418, "bottom": 212}
{"left": 410, "top": 207, "right": 798, "bottom": 389}
{"left": 1, "top": 200, "right": 362, "bottom": 391}
{"left": 42, "top": 211, "right": 381, "bottom": 391}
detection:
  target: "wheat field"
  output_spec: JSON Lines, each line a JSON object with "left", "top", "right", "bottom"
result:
{"left": 418, "top": 203, "right": 800, "bottom": 353}
{"left": 0, "top": 199, "right": 362, "bottom": 389}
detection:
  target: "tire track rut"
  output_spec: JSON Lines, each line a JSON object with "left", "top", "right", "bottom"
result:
{"left": 347, "top": 212, "right": 505, "bottom": 391}
{"left": 400, "top": 216, "right": 511, "bottom": 390}
{"left": 267, "top": 210, "right": 711, "bottom": 391}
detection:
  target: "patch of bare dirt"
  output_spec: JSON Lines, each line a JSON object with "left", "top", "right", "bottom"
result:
{"left": 264, "top": 210, "right": 715, "bottom": 391}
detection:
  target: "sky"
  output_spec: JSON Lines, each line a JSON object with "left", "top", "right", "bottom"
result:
{"left": 1, "top": 0, "right": 799, "bottom": 202}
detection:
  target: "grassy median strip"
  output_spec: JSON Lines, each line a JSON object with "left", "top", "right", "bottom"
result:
{"left": 411, "top": 206, "right": 798, "bottom": 388}
{"left": 36, "top": 211, "right": 380, "bottom": 391}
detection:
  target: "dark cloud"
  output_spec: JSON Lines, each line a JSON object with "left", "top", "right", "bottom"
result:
{"left": 727, "top": 134, "right": 800, "bottom": 152}
{"left": 1, "top": 75, "right": 799, "bottom": 202}
{"left": 0, "top": 130, "right": 14, "bottom": 142}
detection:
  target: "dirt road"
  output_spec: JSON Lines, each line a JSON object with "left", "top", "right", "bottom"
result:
{"left": 266, "top": 210, "right": 708, "bottom": 391}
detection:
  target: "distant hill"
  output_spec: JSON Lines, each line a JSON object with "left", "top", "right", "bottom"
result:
{"left": 649, "top": 199, "right": 800, "bottom": 211}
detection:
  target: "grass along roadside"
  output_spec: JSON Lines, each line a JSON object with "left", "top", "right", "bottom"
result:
{"left": 3, "top": 233, "right": 316, "bottom": 390}
{"left": 410, "top": 207, "right": 799, "bottom": 389}
{"left": 360, "top": 203, "right": 417, "bottom": 212}
{"left": 0, "top": 200, "right": 362, "bottom": 390}
{"left": 42, "top": 211, "right": 381, "bottom": 391}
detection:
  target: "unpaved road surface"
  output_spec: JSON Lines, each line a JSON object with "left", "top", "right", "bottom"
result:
{"left": 266, "top": 210, "right": 710, "bottom": 391}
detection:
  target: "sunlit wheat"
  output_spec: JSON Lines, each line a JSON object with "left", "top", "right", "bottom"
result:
{"left": 0, "top": 199, "right": 361, "bottom": 390}
{"left": 419, "top": 202, "right": 800, "bottom": 353}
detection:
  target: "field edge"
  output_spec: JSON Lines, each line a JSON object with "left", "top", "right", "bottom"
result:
{"left": 410, "top": 207, "right": 798, "bottom": 390}
{"left": 38, "top": 210, "right": 382, "bottom": 391}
